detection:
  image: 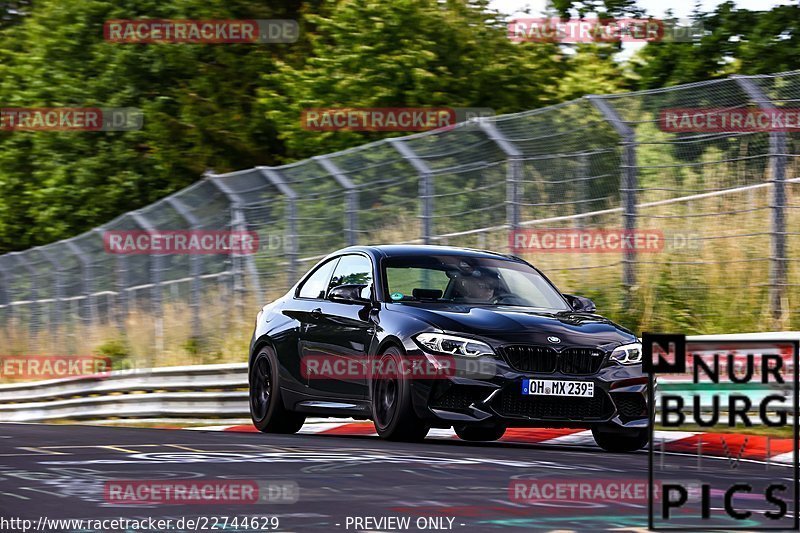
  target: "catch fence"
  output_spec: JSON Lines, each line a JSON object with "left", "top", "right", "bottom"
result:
{"left": 0, "top": 71, "right": 797, "bottom": 360}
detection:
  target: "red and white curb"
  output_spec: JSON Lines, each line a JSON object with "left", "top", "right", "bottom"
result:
{"left": 185, "top": 420, "right": 794, "bottom": 465}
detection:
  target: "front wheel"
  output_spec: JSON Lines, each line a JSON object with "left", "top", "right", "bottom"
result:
{"left": 371, "top": 347, "right": 429, "bottom": 442}
{"left": 591, "top": 425, "right": 649, "bottom": 452}
{"left": 249, "top": 347, "right": 306, "bottom": 434}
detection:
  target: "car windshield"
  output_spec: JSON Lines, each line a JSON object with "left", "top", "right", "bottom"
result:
{"left": 383, "top": 254, "right": 570, "bottom": 310}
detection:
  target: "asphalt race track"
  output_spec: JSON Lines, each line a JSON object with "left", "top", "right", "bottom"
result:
{"left": 0, "top": 423, "right": 795, "bottom": 532}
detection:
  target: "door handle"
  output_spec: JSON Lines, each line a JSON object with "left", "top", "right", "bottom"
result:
{"left": 310, "top": 308, "right": 323, "bottom": 319}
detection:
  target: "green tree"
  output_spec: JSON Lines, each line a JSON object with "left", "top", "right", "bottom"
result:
{"left": 631, "top": 2, "right": 800, "bottom": 89}
{"left": 0, "top": 0, "right": 298, "bottom": 251}
{"left": 555, "top": 45, "right": 630, "bottom": 100}
{"left": 549, "top": 0, "right": 644, "bottom": 19}
{"left": 258, "top": 0, "right": 568, "bottom": 159}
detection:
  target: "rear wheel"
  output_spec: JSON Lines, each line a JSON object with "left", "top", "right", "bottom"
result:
{"left": 591, "top": 425, "right": 649, "bottom": 452}
{"left": 454, "top": 424, "right": 506, "bottom": 442}
{"left": 249, "top": 347, "right": 306, "bottom": 434}
{"left": 371, "top": 346, "right": 429, "bottom": 442}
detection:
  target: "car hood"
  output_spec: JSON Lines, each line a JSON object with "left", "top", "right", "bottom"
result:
{"left": 392, "top": 303, "right": 636, "bottom": 347}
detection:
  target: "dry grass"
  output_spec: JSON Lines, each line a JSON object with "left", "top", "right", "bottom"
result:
{"left": 446, "top": 183, "right": 797, "bottom": 334}
{"left": 0, "top": 288, "right": 274, "bottom": 381}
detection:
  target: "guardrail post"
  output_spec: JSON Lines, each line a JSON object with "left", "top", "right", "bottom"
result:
{"left": 314, "top": 156, "right": 359, "bottom": 246}
{"left": 733, "top": 75, "right": 787, "bottom": 324}
{"left": 480, "top": 120, "right": 522, "bottom": 251}
{"left": 166, "top": 196, "right": 202, "bottom": 340}
{"left": 389, "top": 139, "right": 434, "bottom": 244}
{"left": 587, "top": 95, "right": 638, "bottom": 304}
{"left": 259, "top": 167, "right": 299, "bottom": 285}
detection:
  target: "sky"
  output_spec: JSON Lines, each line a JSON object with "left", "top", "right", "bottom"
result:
{"left": 489, "top": 0, "right": 791, "bottom": 18}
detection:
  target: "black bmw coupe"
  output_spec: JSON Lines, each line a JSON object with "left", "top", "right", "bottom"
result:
{"left": 248, "top": 245, "right": 649, "bottom": 452}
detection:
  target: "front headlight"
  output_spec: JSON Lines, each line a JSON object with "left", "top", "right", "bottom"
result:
{"left": 610, "top": 342, "right": 643, "bottom": 365}
{"left": 414, "top": 333, "right": 494, "bottom": 357}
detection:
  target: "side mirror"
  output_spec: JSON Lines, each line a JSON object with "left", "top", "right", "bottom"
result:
{"left": 328, "top": 284, "right": 371, "bottom": 304}
{"left": 563, "top": 294, "right": 596, "bottom": 313}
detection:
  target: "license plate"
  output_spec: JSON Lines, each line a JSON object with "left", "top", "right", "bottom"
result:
{"left": 522, "top": 379, "right": 594, "bottom": 397}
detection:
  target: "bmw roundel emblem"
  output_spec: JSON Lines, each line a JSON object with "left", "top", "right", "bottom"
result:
{"left": 547, "top": 336, "right": 561, "bottom": 344}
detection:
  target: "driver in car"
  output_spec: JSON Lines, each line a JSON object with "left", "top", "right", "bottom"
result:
{"left": 455, "top": 270, "right": 500, "bottom": 303}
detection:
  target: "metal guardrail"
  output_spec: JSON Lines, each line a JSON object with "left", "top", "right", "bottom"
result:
{"left": 0, "top": 363, "right": 249, "bottom": 422}
{"left": 0, "top": 333, "right": 796, "bottom": 423}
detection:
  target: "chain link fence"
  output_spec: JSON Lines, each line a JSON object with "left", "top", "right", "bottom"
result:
{"left": 0, "top": 71, "right": 797, "bottom": 364}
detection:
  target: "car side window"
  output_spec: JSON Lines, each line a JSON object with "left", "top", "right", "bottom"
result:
{"left": 327, "top": 254, "right": 373, "bottom": 300}
{"left": 297, "top": 258, "right": 339, "bottom": 299}
{"left": 386, "top": 267, "right": 450, "bottom": 295}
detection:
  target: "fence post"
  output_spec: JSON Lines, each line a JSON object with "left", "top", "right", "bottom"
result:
{"left": 38, "top": 248, "right": 64, "bottom": 337}
{"left": 229, "top": 204, "right": 246, "bottom": 319}
{"left": 577, "top": 152, "right": 590, "bottom": 224}
{"left": 389, "top": 138, "right": 434, "bottom": 244}
{"left": 205, "top": 171, "right": 259, "bottom": 319}
{"left": 65, "top": 240, "right": 95, "bottom": 326}
{"left": 313, "top": 155, "right": 359, "bottom": 246}
{"left": 112, "top": 242, "right": 129, "bottom": 333}
{"left": 9, "top": 252, "right": 38, "bottom": 339}
{"left": 587, "top": 96, "right": 638, "bottom": 303}
{"left": 259, "top": 167, "right": 299, "bottom": 285}
{"left": 166, "top": 196, "right": 202, "bottom": 340}
{"left": 480, "top": 120, "right": 522, "bottom": 251}
{"left": 131, "top": 211, "right": 163, "bottom": 357}
{"left": 733, "top": 75, "right": 787, "bottom": 324}
{"left": 0, "top": 262, "right": 10, "bottom": 331}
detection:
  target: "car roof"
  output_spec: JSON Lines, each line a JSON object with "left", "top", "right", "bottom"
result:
{"left": 331, "top": 244, "right": 520, "bottom": 261}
